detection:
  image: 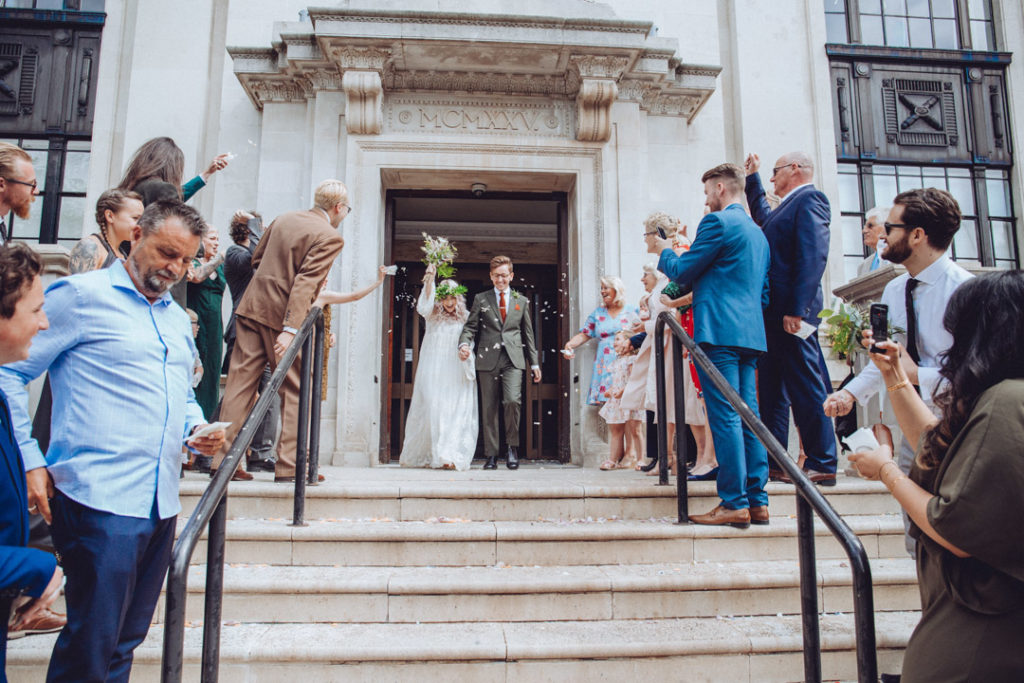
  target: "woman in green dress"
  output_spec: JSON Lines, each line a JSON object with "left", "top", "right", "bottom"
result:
{"left": 850, "top": 271, "right": 1024, "bottom": 681}
{"left": 186, "top": 229, "right": 226, "bottom": 420}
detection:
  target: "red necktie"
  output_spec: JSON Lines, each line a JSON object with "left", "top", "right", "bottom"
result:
{"left": 499, "top": 290, "right": 507, "bottom": 322}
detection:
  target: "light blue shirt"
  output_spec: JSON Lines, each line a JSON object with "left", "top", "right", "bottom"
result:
{"left": 0, "top": 262, "right": 206, "bottom": 519}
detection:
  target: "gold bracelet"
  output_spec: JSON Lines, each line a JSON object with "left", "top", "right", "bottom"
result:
{"left": 880, "top": 461, "right": 907, "bottom": 490}
{"left": 887, "top": 379, "right": 910, "bottom": 393}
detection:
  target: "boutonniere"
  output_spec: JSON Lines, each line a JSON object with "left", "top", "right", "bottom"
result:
{"left": 511, "top": 291, "right": 521, "bottom": 300}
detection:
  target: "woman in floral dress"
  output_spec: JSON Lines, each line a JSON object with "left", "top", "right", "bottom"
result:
{"left": 561, "top": 276, "right": 639, "bottom": 405}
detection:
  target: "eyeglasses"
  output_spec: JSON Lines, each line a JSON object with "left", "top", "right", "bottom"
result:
{"left": 770, "top": 163, "right": 802, "bottom": 177}
{"left": 883, "top": 222, "right": 911, "bottom": 235}
{"left": 643, "top": 231, "right": 659, "bottom": 237}
{"left": 3, "top": 177, "right": 37, "bottom": 190}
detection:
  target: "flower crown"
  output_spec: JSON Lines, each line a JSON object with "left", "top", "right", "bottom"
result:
{"left": 436, "top": 282, "right": 467, "bottom": 299}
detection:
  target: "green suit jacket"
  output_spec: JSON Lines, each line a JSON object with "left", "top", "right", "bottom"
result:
{"left": 459, "top": 289, "right": 539, "bottom": 372}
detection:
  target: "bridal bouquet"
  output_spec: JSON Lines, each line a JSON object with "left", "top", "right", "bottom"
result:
{"left": 421, "top": 232, "right": 458, "bottom": 279}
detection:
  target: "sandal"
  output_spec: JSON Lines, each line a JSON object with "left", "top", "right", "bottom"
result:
{"left": 617, "top": 456, "right": 638, "bottom": 470}
{"left": 600, "top": 459, "right": 619, "bottom": 471}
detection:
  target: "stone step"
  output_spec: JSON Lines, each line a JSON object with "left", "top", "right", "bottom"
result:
{"left": 181, "top": 515, "right": 908, "bottom": 567}
{"left": 7, "top": 612, "right": 917, "bottom": 682}
{"left": 155, "top": 558, "right": 919, "bottom": 625}
{"left": 179, "top": 467, "right": 899, "bottom": 522}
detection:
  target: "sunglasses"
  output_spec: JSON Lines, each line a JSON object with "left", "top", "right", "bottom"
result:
{"left": 883, "top": 222, "right": 912, "bottom": 235}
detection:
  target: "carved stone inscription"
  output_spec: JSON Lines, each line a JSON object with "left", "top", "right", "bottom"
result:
{"left": 385, "top": 95, "right": 571, "bottom": 137}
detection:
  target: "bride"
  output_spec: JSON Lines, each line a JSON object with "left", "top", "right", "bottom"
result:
{"left": 399, "top": 264, "right": 479, "bottom": 470}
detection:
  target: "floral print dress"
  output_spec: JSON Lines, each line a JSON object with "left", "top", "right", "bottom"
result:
{"left": 580, "top": 306, "right": 639, "bottom": 405}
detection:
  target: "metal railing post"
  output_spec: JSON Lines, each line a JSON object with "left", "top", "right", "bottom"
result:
{"left": 797, "top": 494, "right": 822, "bottom": 683}
{"left": 653, "top": 316, "right": 669, "bottom": 485}
{"left": 200, "top": 496, "right": 227, "bottom": 682}
{"left": 292, "top": 332, "right": 313, "bottom": 527}
{"left": 653, "top": 311, "right": 878, "bottom": 683}
{"left": 161, "top": 307, "right": 324, "bottom": 682}
{"left": 671, "top": 333, "right": 688, "bottom": 523}
{"left": 307, "top": 313, "right": 324, "bottom": 484}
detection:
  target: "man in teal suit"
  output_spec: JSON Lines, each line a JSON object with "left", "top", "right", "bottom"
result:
{"left": 459, "top": 255, "right": 540, "bottom": 470}
{"left": 648, "top": 163, "right": 771, "bottom": 528}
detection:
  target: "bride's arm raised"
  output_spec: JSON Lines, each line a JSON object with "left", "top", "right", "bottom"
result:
{"left": 417, "top": 264, "right": 437, "bottom": 318}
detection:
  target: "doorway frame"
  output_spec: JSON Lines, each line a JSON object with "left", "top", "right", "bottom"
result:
{"left": 378, "top": 188, "right": 570, "bottom": 464}
{"left": 328, "top": 138, "right": 609, "bottom": 467}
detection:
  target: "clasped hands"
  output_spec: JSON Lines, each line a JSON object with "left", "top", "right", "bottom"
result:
{"left": 457, "top": 344, "right": 541, "bottom": 383}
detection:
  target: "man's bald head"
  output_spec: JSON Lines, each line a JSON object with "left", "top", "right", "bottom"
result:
{"left": 770, "top": 151, "right": 815, "bottom": 198}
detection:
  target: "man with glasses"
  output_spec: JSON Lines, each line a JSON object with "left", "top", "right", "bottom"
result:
{"left": 0, "top": 142, "right": 39, "bottom": 245}
{"left": 215, "top": 180, "right": 347, "bottom": 483}
{"left": 745, "top": 151, "right": 838, "bottom": 485}
{"left": 857, "top": 206, "right": 890, "bottom": 276}
{"left": 823, "top": 188, "right": 972, "bottom": 554}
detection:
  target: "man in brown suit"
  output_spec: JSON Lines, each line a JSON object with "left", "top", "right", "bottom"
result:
{"left": 215, "top": 179, "right": 348, "bottom": 481}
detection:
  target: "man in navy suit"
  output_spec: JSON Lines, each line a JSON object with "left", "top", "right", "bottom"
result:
{"left": 0, "top": 243, "right": 63, "bottom": 676}
{"left": 648, "top": 163, "right": 771, "bottom": 528}
{"left": 744, "top": 151, "right": 838, "bottom": 485}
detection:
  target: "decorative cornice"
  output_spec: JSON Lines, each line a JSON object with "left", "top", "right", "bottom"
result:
{"left": 570, "top": 55, "right": 629, "bottom": 80}
{"left": 229, "top": 8, "right": 720, "bottom": 123}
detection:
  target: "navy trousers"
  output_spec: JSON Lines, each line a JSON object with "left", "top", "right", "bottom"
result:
{"left": 46, "top": 492, "right": 176, "bottom": 683}
{"left": 758, "top": 320, "right": 838, "bottom": 474}
{"left": 696, "top": 345, "right": 768, "bottom": 511}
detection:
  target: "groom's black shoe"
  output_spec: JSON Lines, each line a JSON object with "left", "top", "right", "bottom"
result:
{"left": 506, "top": 446, "right": 519, "bottom": 470}
{"left": 483, "top": 455, "right": 498, "bottom": 470}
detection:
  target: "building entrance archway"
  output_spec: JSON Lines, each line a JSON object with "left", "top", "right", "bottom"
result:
{"left": 380, "top": 189, "right": 571, "bottom": 464}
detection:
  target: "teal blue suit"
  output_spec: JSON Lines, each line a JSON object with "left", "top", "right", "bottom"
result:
{"left": 658, "top": 204, "right": 771, "bottom": 510}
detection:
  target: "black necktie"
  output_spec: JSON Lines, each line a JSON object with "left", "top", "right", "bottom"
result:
{"left": 905, "top": 278, "right": 920, "bottom": 364}
{"left": 0, "top": 218, "right": 8, "bottom": 245}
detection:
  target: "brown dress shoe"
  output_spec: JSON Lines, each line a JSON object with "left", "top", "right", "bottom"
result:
{"left": 749, "top": 506, "right": 769, "bottom": 525}
{"left": 690, "top": 504, "right": 751, "bottom": 529}
{"left": 210, "top": 467, "right": 253, "bottom": 481}
{"left": 8, "top": 608, "right": 66, "bottom": 639}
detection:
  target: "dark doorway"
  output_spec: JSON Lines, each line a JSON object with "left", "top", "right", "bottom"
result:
{"left": 379, "top": 190, "right": 570, "bottom": 464}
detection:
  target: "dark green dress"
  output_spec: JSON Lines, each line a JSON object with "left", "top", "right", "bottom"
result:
{"left": 902, "top": 379, "right": 1024, "bottom": 681}
{"left": 186, "top": 263, "right": 225, "bottom": 420}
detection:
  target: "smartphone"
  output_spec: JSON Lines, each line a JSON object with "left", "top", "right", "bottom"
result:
{"left": 656, "top": 226, "right": 667, "bottom": 239}
{"left": 869, "top": 303, "right": 888, "bottom": 354}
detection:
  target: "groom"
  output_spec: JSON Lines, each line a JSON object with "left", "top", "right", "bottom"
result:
{"left": 459, "top": 255, "right": 541, "bottom": 469}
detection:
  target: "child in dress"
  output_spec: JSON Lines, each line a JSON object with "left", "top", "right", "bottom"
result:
{"left": 598, "top": 330, "right": 644, "bottom": 469}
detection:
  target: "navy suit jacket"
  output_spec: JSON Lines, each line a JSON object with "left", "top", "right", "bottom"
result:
{"left": 745, "top": 176, "right": 831, "bottom": 322}
{"left": 657, "top": 204, "right": 770, "bottom": 353}
{"left": 1, "top": 389, "right": 56, "bottom": 601}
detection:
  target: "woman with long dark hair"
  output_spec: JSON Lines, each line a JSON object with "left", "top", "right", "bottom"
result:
{"left": 849, "top": 271, "right": 1024, "bottom": 681}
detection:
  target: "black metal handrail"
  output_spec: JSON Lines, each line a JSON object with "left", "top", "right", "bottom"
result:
{"left": 161, "top": 307, "right": 326, "bottom": 683}
{"left": 653, "top": 311, "right": 877, "bottom": 683}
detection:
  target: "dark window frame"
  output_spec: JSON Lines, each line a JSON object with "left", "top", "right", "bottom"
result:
{"left": 833, "top": 0, "right": 996, "bottom": 50}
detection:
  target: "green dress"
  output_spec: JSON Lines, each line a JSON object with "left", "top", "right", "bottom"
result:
{"left": 901, "top": 379, "right": 1024, "bottom": 681}
{"left": 186, "top": 262, "right": 225, "bottom": 420}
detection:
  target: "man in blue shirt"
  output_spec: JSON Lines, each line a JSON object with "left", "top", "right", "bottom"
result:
{"left": 647, "top": 163, "right": 771, "bottom": 528}
{"left": 0, "top": 201, "right": 226, "bottom": 682}
{"left": 0, "top": 243, "right": 63, "bottom": 678}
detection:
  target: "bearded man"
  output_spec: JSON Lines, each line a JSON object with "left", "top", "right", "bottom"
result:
{"left": 0, "top": 200, "right": 225, "bottom": 682}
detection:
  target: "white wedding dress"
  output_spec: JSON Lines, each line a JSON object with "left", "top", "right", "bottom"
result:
{"left": 398, "top": 279, "right": 479, "bottom": 471}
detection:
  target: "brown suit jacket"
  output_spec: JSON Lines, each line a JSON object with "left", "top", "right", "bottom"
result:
{"left": 235, "top": 209, "right": 344, "bottom": 331}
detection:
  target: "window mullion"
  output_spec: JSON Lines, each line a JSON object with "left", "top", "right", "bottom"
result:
{"left": 954, "top": 0, "right": 972, "bottom": 50}
{"left": 972, "top": 167, "right": 995, "bottom": 266}
{"left": 846, "top": 0, "right": 863, "bottom": 44}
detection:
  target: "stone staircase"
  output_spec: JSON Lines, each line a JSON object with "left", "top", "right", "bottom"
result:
{"left": 7, "top": 466, "right": 918, "bottom": 682}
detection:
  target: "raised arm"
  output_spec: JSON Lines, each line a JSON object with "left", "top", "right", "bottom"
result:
{"left": 316, "top": 265, "right": 388, "bottom": 307}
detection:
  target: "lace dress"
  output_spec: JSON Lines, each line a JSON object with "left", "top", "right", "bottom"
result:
{"left": 598, "top": 355, "right": 644, "bottom": 424}
{"left": 399, "top": 279, "right": 479, "bottom": 471}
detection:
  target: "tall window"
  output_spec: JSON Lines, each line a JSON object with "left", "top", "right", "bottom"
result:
{"left": 0, "top": 1, "right": 105, "bottom": 10}
{"left": 836, "top": 162, "right": 1016, "bottom": 279}
{"left": 825, "top": 0, "right": 995, "bottom": 50}
{"left": 1, "top": 136, "right": 91, "bottom": 247}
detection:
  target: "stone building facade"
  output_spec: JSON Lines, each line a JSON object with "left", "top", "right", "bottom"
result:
{"left": 4, "top": 0, "right": 1022, "bottom": 467}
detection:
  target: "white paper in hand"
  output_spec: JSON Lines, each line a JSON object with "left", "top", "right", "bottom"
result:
{"left": 791, "top": 321, "right": 817, "bottom": 339}
{"left": 189, "top": 421, "right": 232, "bottom": 441}
{"left": 843, "top": 427, "right": 880, "bottom": 453}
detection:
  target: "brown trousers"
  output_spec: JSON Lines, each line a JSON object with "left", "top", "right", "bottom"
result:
{"left": 216, "top": 316, "right": 303, "bottom": 477}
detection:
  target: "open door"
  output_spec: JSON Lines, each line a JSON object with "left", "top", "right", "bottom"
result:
{"left": 381, "top": 190, "right": 569, "bottom": 463}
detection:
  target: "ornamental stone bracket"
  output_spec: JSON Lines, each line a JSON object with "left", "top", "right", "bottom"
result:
{"left": 227, "top": 3, "right": 721, "bottom": 138}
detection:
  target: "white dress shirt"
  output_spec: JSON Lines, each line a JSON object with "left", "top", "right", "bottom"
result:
{"left": 845, "top": 254, "right": 973, "bottom": 408}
